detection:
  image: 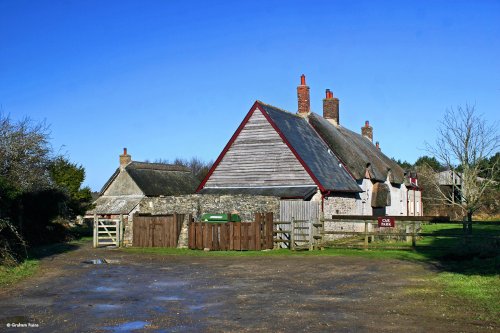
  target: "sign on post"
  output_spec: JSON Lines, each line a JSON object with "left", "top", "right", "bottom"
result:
{"left": 378, "top": 217, "right": 395, "bottom": 227}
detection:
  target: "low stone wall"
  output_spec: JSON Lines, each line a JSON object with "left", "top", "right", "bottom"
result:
{"left": 323, "top": 193, "right": 367, "bottom": 241}
{"left": 123, "top": 194, "right": 280, "bottom": 247}
{"left": 139, "top": 194, "right": 280, "bottom": 221}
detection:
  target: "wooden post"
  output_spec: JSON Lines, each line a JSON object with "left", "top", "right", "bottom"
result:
{"left": 364, "top": 221, "right": 368, "bottom": 250}
{"left": 411, "top": 221, "right": 416, "bottom": 249}
{"left": 320, "top": 212, "right": 325, "bottom": 251}
{"left": 266, "top": 212, "right": 273, "bottom": 250}
{"left": 308, "top": 219, "right": 314, "bottom": 251}
{"left": 290, "top": 217, "right": 295, "bottom": 250}
{"left": 118, "top": 214, "right": 123, "bottom": 247}
{"left": 93, "top": 214, "right": 98, "bottom": 248}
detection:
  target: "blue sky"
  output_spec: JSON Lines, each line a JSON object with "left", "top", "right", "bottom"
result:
{"left": 1, "top": 0, "right": 499, "bottom": 191}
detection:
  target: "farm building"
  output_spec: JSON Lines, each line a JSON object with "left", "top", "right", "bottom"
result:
{"left": 86, "top": 149, "right": 199, "bottom": 243}
{"left": 197, "top": 75, "right": 422, "bottom": 218}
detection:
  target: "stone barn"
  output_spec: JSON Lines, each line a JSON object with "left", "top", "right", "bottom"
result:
{"left": 86, "top": 149, "right": 200, "bottom": 245}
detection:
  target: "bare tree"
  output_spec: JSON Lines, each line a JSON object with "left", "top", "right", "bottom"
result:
{"left": 0, "top": 114, "right": 52, "bottom": 192}
{"left": 425, "top": 104, "right": 499, "bottom": 224}
{"left": 155, "top": 157, "right": 213, "bottom": 182}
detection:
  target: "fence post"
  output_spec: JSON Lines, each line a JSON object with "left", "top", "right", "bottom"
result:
{"left": 290, "top": 217, "right": 295, "bottom": 250}
{"left": 411, "top": 221, "right": 416, "bottom": 249}
{"left": 308, "top": 219, "right": 314, "bottom": 251}
{"left": 364, "top": 221, "right": 369, "bottom": 250}
{"left": 118, "top": 214, "right": 123, "bottom": 247}
{"left": 320, "top": 212, "right": 325, "bottom": 250}
{"left": 93, "top": 214, "right": 98, "bottom": 248}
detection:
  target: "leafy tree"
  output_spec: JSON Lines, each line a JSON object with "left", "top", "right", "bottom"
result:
{"left": 49, "top": 157, "right": 93, "bottom": 217}
{"left": 414, "top": 156, "right": 443, "bottom": 171}
{"left": 426, "top": 104, "right": 499, "bottom": 224}
{"left": 392, "top": 158, "right": 412, "bottom": 170}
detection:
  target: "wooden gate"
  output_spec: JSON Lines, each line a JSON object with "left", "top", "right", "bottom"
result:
{"left": 133, "top": 213, "right": 185, "bottom": 247}
{"left": 93, "top": 215, "right": 122, "bottom": 247}
{"left": 188, "top": 213, "right": 274, "bottom": 251}
{"left": 278, "top": 201, "right": 320, "bottom": 249}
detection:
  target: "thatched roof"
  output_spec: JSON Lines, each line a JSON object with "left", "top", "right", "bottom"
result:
{"left": 100, "top": 161, "right": 199, "bottom": 196}
{"left": 309, "top": 113, "right": 405, "bottom": 184}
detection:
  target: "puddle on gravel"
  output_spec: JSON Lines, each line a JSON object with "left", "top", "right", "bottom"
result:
{"left": 154, "top": 296, "right": 184, "bottom": 301}
{"left": 94, "top": 286, "right": 118, "bottom": 292}
{"left": 83, "top": 258, "right": 120, "bottom": 265}
{"left": 150, "top": 281, "right": 188, "bottom": 288}
{"left": 93, "top": 304, "right": 122, "bottom": 311}
{"left": 101, "top": 320, "right": 149, "bottom": 332}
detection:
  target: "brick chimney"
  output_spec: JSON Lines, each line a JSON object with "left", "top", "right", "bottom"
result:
{"left": 119, "top": 147, "right": 131, "bottom": 169}
{"left": 323, "top": 89, "right": 340, "bottom": 125}
{"left": 297, "top": 74, "right": 310, "bottom": 116}
{"left": 361, "top": 121, "right": 373, "bottom": 142}
{"left": 376, "top": 141, "right": 380, "bottom": 150}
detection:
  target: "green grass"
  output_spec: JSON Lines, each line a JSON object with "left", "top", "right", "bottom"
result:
{"left": 0, "top": 236, "right": 92, "bottom": 288}
{"left": 0, "top": 259, "right": 39, "bottom": 287}
{"left": 435, "top": 272, "right": 500, "bottom": 321}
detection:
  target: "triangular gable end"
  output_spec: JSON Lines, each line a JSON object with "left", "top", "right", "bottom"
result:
{"left": 197, "top": 101, "right": 322, "bottom": 191}
{"left": 102, "top": 169, "right": 144, "bottom": 196}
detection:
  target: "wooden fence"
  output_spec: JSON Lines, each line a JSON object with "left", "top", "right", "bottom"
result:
{"left": 274, "top": 215, "right": 499, "bottom": 251}
{"left": 188, "top": 213, "right": 273, "bottom": 251}
{"left": 133, "top": 213, "right": 186, "bottom": 247}
{"left": 274, "top": 218, "right": 323, "bottom": 250}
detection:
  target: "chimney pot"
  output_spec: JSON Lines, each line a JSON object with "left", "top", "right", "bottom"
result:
{"left": 120, "top": 148, "right": 131, "bottom": 169}
{"left": 323, "top": 88, "right": 339, "bottom": 125}
{"left": 361, "top": 121, "right": 373, "bottom": 142}
{"left": 297, "top": 74, "right": 310, "bottom": 116}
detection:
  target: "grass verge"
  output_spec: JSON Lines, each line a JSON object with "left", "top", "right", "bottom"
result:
{"left": 0, "top": 259, "right": 39, "bottom": 287}
{"left": 0, "top": 236, "right": 92, "bottom": 288}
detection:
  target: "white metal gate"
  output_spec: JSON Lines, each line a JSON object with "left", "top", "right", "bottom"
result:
{"left": 93, "top": 215, "right": 122, "bottom": 247}
{"left": 279, "top": 201, "right": 320, "bottom": 249}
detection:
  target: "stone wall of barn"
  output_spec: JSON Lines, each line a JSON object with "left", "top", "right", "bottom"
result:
{"left": 122, "top": 194, "right": 280, "bottom": 247}
{"left": 322, "top": 193, "right": 368, "bottom": 241}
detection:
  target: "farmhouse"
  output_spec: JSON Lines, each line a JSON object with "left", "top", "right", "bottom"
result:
{"left": 197, "top": 75, "right": 422, "bottom": 217}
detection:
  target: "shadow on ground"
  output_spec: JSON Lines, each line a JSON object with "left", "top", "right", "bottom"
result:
{"left": 415, "top": 222, "right": 499, "bottom": 276}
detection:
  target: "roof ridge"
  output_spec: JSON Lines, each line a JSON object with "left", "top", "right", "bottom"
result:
{"left": 127, "top": 161, "right": 191, "bottom": 172}
{"left": 256, "top": 100, "right": 302, "bottom": 118}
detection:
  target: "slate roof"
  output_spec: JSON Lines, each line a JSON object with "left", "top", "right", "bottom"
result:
{"left": 199, "top": 186, "right": 318, "bottom": 199}
{"left": 308, "top": 113, "right": 405, "bottom": 184}
{"left": 100, "top": 161, "right": 199, "bottom": 196}
{"left": 87, "top": 195, "right": 143, "bottom": 215}
{"left": 258, "top": 102, "right": 361, "bottom": 192}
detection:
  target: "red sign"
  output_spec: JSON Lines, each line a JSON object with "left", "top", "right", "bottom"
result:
{"left": 378, "top": 217, "right": 395, "bottom": 227}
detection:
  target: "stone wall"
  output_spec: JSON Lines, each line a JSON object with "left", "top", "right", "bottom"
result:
{"left": 323, "top": 193, "right": 358, "bottom": 217}
{"left": 139, "top": 194, "right": 280, "bottom": 221}
{"left": 323, "top": 193, "right": 368, "bottom": 241}
{"left": 123, "top": 194, "right": 280, "bottom": 247}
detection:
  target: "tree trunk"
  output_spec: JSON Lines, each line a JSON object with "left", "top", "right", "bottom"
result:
{"left": 467, "top": 211, "right": 473, "bottom": 235}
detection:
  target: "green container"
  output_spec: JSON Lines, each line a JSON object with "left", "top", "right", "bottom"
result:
{"left": 200, "top": 213, "right": 241, "bottom": 223}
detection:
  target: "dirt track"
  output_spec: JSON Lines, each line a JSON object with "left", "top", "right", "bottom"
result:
{"left": 0, "top": 243, "right": 496, "bottom": 332}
